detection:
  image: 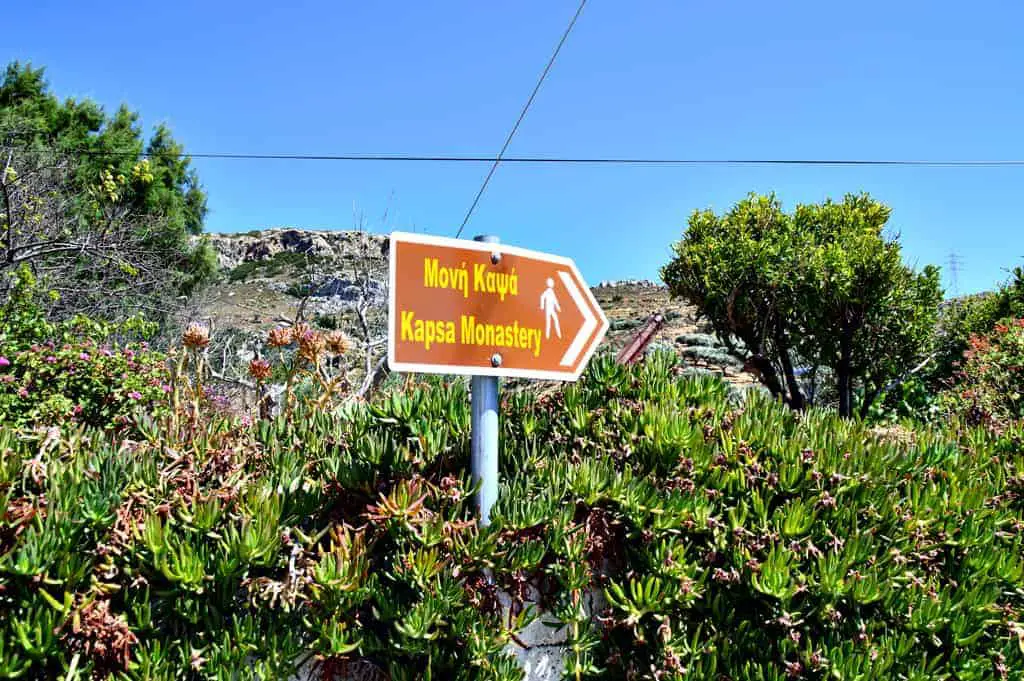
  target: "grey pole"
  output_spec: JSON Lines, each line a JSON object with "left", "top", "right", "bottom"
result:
{"left": 471, "top": 235, "right": 500, "bottom": 526}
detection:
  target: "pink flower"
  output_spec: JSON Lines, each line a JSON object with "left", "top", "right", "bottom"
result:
{"left": 0, "top": 356, "right": 9, "bottom": 367}
{"left": 100, "top": 348, "right": 112, "bottom": 357}
{"left": 73, "top": 405, "right": 83, "bottom": 415}
{"left": 18, "top": 387, "right": 29, "bottom": 398}
{"left": 79, "top": 352, "right": 90, "bottom": 361}
{"left": 128, "top": 391, "right": 142, "bottom": 400}
{"left": 45, "top": 356, "right": 57, "bottom": 364}
{"left": 124, "top": 349, "right": 135, "bottom": 359}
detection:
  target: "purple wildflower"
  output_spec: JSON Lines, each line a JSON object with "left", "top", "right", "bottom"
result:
{"left": 128, "top": 391, "right": 142, "bottom": 400}
{"left": 0, "top": 356, "right": 9, "bottom": 367}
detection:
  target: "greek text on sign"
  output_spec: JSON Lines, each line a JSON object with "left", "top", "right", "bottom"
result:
{"left": 387, "top": 232, "right": 609, "bottom": 380}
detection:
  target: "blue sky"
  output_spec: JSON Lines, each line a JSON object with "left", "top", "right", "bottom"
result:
{"left": 8, "top": 1, "right": 1024, "bottom": 295}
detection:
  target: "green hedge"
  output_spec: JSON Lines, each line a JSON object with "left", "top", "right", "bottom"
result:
{"left": 1, "top": 350, "right": 1023, "bottom": 679}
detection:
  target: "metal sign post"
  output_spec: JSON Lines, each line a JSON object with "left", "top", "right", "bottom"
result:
{"left": 386, "top": 230, "right": 609, "bottom": 525}
{"left": 471, "top": 235, "right": 500, "bottom": 526}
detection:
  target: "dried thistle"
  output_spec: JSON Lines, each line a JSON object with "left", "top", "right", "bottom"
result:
{"left": 325, "top": 330, "right": 352, "bottom": 355}
{"left": 182, "top": 323, "right": 210, "bottom": 350}
{"left": 289, "top": 322, "right": 312, "bottom": 344}
{"left": 249, "top": 358, "right": 272, "bottom": 381}
{"left": 267, "top": 327, "right": 291, "bottom": 348}
{"left": 297, "top": 329, "right": 327, "bottom": 363}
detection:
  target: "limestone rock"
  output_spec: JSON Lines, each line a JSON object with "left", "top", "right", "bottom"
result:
{"left": 196, "top": 228, "right": 388, "bottom": 272}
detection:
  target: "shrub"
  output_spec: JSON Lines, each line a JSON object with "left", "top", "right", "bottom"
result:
{"left": 943, "top": 318, "right": 1024, "bottom": 428}
{"left": 314, "top": 314, "right": 339, "bottom": 330}
{"left": 609, "top": 318, "right": 643, "bottom": 332}
{"left": 2, "top": 350, "right": 1023, "bottom": 679}
{"left": 286, "top": 281, "right": 317, "bottom": 298}
{"left": 679, "top": 344, "right": 745, "bottom": 369}
{"left": 227, "top": 260, "right": 261, "bottom": 282}
{"left": 663, "top": 309, "right": 683, "bottom": 322}
{"left": 675, "top": 332, "right": 719, "bottom": 347}
{"left": 863, "top": 376, "right": 941, "bottom": 425}
{"left": 931, "top": 270, "right": 1024, "bottom": 388}
{"left": 228, "top": 252, "right": 317, "bottom": 283}
{"left": 0, "top": 267, "right": 167, "bottom": 429}
{"left": 0, "top": 338, "right": 167, "bottom": 429}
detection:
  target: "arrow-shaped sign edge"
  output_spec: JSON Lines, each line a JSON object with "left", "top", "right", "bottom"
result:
{"left": 558, "top": 270, "right": 596, "bottom": 367}
{"left": 387, "top": 231, "right": 609, "bottom": 381}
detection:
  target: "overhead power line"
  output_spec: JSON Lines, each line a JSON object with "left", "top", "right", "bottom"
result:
{"left": 7, "top": 146, "right": 1024, "bottom": 167}
{"left": 454, "top": 0, "right": 589, "bottom": 238}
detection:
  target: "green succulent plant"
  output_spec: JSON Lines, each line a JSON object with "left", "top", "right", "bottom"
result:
{"left": 1, "top": 349, "right": 1023, "bottom": 679}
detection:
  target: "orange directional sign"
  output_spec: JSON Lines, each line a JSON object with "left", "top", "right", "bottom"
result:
{"left": 388, "top": 232, "right": 609, "bottom": 380}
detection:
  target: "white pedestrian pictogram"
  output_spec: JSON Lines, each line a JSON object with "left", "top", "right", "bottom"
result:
{"left": 540, "top": 277, "right": 561, "bottom": 339}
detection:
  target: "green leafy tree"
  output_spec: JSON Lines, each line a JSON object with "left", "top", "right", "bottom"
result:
{"left": 661, "top": 194, "right": 807, "bottom": 408}
{"left": 0, "top": 61, "right": 216, "bottom": 322}
{"left": 662, "top": 192, "right": 942, "bottom": 418}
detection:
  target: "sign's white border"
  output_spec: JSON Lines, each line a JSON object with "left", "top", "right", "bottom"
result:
{"left": 387, "top": 231, "right": 609, "bottom": 381}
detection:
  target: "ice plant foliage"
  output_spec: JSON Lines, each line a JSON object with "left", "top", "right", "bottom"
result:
{"left": 0, "top": 349, "right": 1023, "bottom": 679}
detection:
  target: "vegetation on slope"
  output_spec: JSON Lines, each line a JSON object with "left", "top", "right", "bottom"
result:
{"left": 2, "top": 337, "right": 1023, "bottom": 680}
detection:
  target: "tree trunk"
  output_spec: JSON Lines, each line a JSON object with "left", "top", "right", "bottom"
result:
{"left": 859, "top": 385, "right": 882, "bottom": 420}
{"left": 744, "top": 354, "right": 786, "bottom": 400}
{"left": 837, "top": 331, "right": 854, "bottom": 418}
{"left": 775, "top": 330, "right": 805, "bottom": 411}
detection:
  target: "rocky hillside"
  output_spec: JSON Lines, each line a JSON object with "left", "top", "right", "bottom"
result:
{"left": 192, "top": 229, "right": 756, "bottom": 389}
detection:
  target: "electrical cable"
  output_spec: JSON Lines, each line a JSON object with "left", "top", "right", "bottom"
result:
{"left": 6, "top": 146, "right": 1024, "bottom": 167}
{"left": 454, "top": 0, "right": 588, "bottom": 238}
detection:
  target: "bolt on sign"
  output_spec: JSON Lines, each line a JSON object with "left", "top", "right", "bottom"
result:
{"left": 388, "top": 232, "right": 609, "bottom": 380}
